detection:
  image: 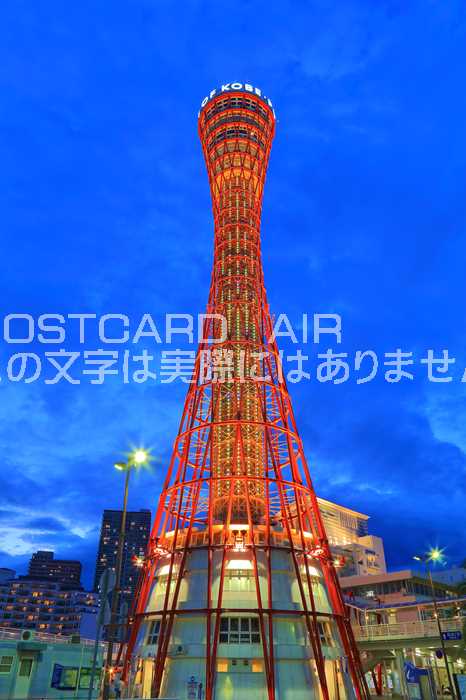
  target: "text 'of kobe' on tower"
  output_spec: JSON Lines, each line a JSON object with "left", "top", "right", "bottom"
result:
{"left": 120, "top": 83, "right": 371, "bottom": 700}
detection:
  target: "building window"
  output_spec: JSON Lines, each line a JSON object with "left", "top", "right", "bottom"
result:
{"left": 18, "top": 659, "right": 33, "bottom": 677}
{"left": 147, "top": 620, "right": 161, "bottom": 645}
{"left": 317, "top": 622, "right": 334, "bottom": 647}
{"left": 78, "top": 667, "right": 100, "bottom": 689}
{"left": 219, "top": 617, "right": 260, "bottom": 644}
{"left": 224, "top": 573, "right": 254, "bottom": 593}
{"left": 0, "top": 656, "right": 13, "bottom": 674}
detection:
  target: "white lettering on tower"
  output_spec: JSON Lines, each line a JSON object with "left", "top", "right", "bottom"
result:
{"left": 199, "top": 83, "right": 274, "bottom": 112}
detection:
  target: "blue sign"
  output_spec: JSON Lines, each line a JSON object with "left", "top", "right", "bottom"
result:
{"left": 404, "top": 662, "right": 428, "bottom": 684}
{"left": 50, "top": 664, "right": 78, "bottom": 691}
{"left": 51, "top": 664, "right": 63, "bottom": 688}
{"left": 455, "top": 674, "right": 466, "bottom": 700}
{"left": 442, "top": 631, "right": 462, "bottom": 641}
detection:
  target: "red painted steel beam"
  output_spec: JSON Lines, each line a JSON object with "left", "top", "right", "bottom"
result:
{"left": 121, "top": 87, "right": 371, "bottom": 700}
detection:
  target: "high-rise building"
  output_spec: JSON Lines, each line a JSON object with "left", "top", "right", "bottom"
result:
{"left": 94, "top": 509, "right": 151, "bottom": 603}
{"left": 27, "top": 551, "right": 82, "bottom": 587}
{"left": 121, "top": 84, "right": 369, "bottom": 700}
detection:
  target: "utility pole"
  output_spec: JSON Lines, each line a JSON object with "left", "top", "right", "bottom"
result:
{"left": 428, "top": 569, "right": 457, "bottom": 700}
{"left": 102, "top": 448, "right": 150, "bottom": 700}
{"left": 414, "top": 550, "right": 457, "bottom": 700}
{"left": 88, "top": 568, "right": 113, "bottom": 700}
{"left": 102, "top": 468, "right": 130, "bottom": 700}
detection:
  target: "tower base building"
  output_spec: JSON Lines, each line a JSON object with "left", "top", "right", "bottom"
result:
{"left": 129, "top": 536, "right": 358, "bottom": 699}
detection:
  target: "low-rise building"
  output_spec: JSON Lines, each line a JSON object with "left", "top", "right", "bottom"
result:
{"left": 340, "top": 569, "right": 457, "bottom": 607}
{"left": 348, "top": 595, "right": 466, "bottom": 698}
{"left": 0, "top": 627, "right": 103, "bottom": 699}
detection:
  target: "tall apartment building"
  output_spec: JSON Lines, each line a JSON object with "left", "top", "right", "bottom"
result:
{"left": 317, "top": 497, "right": 387, "bottom": 577}
{"left": 26, "top": 551, "right": 82, "bottom": 587}
{"left": 93, "top": 509, "right": 151, "bottom": 602}
{"left": 0, "top": 576, "right": 98, "bottom": 636}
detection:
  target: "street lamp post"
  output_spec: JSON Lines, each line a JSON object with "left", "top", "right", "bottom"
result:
{"left": 413, "top": 549, "right": 457, "bottom": 700}
{"left": 102, "top": 449, "right": 149, "bottom": 700}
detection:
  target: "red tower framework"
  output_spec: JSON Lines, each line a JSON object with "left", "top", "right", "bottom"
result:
{"left": 122, "top": 84, "right": 370, "bottom": 700}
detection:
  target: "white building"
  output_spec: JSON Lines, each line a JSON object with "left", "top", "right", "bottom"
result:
{"left": 128, "top": 526, "right": 359, "bottom": 700}
{"left": 317, "top": 498, "right": 387, "bottom": 577}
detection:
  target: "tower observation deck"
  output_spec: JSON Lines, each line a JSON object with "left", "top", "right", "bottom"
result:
{"left": 121, "top": 83, "right": 370, "bottom": 700}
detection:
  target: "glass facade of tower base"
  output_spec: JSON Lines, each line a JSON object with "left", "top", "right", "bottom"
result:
{"left": 128, "top": 539, "right": 358, "bottom": 699}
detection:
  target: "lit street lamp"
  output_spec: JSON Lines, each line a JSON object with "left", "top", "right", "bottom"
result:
{"left": 102, "top": 448, "right": 150, "bottom": 700}
{"left": 413, "top": 548, "right": 457, "bottom": 700}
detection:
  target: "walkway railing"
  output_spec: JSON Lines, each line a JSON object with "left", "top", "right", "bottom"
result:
{"left": 353, "top": 617, "right": 465, "bottom": 642}
{"left": 0, "top": 626, "right": 98, "bottom": 647}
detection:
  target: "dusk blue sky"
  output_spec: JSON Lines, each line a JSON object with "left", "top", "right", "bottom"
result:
{"left": 1, "top": 1, "right": 465, "bottom": 589}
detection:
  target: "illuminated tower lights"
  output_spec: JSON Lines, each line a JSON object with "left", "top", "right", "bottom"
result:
{"left": 121, "top": 83, "right": 370, "bottom": 700}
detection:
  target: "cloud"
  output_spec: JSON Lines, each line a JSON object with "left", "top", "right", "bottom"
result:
{"left": 22, "top": 517, "right": 67, "bottom": 532}
{"left": 1, "top": 0, "right": 465, "bottom": 587}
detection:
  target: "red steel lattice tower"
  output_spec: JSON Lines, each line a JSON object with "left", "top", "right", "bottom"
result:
{"left": 122, "top": 83, "right": 370, "bottom": 700}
